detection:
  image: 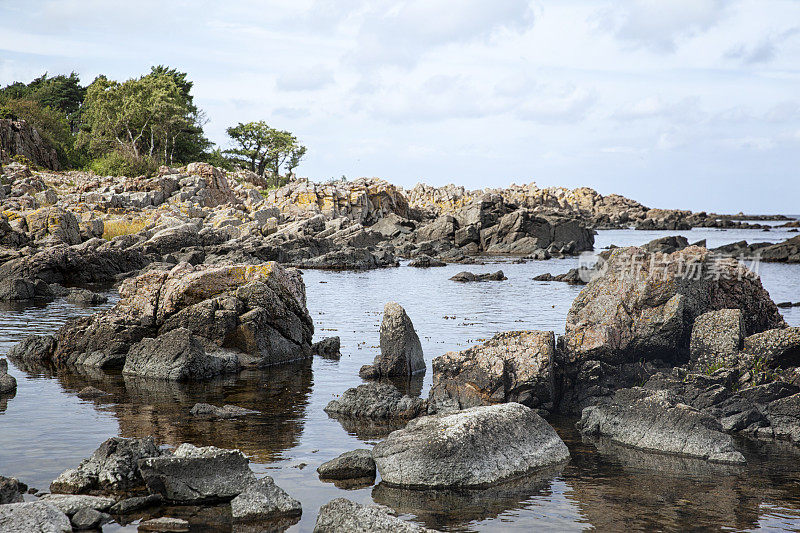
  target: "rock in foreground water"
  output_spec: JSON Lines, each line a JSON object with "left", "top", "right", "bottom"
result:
{"left": 577, "top": 388, "right": 746, "bottom": 464}
{"left": 230, "top": 476, "right": 302, "bottom": 523}
{"left": 0, "top": 501, "right": 71, "bottom": 533}
{"left": 138, "top": 443, "right": 255, "bottom": 503}
{"left": 317, "top": 449, "right": 376, "bottom": 481}
{"left": 360, "top": 302, "right": 425, "bottom": 378}
{"left": 324, "top": 382, "right": 427, "bottom": 420}
{"left": 428, "top": 331, "right": 555, "bottom": 413}
{"left": 373, "top": 403, "right": 569, "bottom": 488}
{"left": 314, "top": 498, "right": 433, "bottom": 533}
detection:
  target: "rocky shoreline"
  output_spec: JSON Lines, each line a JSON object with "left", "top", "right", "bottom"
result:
{"left": 1, "top": 159, "right": 800, "bottom": 531}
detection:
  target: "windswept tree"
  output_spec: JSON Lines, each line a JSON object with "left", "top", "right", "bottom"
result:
{"left": 225, "top": 121, "right": 306, "bottom": 185}
{"left": 79, "top": 67, "right": 208, "bottom": 165}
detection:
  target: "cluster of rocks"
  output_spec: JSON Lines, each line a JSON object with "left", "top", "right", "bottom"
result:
{"left": 0, "top": 436, "right": 303, "bottom": 531}
{"left": 326, "top": 239, "right": 798, "bottom": 472}
{"left": 8, "top": 261, "right": 314, "bottom": 377}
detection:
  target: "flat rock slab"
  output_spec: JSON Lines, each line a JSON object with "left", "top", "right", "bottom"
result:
{"left": 373, "top": 402, "right": 569, "bottom": 488}
{"left": 577, "top": 389, "right": 746, "bottom": 464}
{"left": 313, "top": 498, "right": 433, "bottom": 532}
{"left": 39, "top": 493, "right": 115, "bottom": 515}
{"left": 0, "top": 501, "right": 72, "bottom": 533}
{"left": 317, "top": 449, "right": 376, "bottom": 481}
{"left": 138, "top": 516, "right": 190, "bottom": 532}
{"left": 230, "top": 477, "right": 301, "bottom": 522}
{"left": 138, "top": 443, "right": 255, "bottom": 503}
{"left": 189, "top": 403, "right": 259, "bottom": 418}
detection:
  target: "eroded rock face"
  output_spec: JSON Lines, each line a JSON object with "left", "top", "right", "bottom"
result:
{"left": 360, "top": 302, "right": 424, "bottom": 378}
{"left": 428, "top": 331, "right": 555, "bottom": 413}
{"left": 0, "top": 119, "right": 60, "bottom": 169}
{"left": 372, "top": 403, "right": 569, "bottom": 488}
{"left": 314, "top": 498, "right": 433, "bottom": 533}
{"left": 564, "top": 246, "right": 785, "bottom": 365}
{"left": 690, "top": 309, "right": 745, "bottom": 370}
{"left": 743, "top": 327, "right": 800, "bottom": 367}
{"left": 577, "top": 388, "right": 746, "bottom": 464}
{"left": 0, "top": 476, "right": 25, "bottom": 504}
{"left": 137, "top": 443, "right": 255, "bottom": 503}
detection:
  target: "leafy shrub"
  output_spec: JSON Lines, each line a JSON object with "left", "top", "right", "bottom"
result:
{"left": 90, "top": 151, "right": 158, "bottom": 177}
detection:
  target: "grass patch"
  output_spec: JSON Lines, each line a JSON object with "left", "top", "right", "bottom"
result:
{"left": 102, "top": 219, "right": 148, "bottom": 240}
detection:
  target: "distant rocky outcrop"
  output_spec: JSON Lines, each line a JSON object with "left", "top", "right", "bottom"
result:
{"left": 0, "top": 119, "right": 60, "bottom": 170}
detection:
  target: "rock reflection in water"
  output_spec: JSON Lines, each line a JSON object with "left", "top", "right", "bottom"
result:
{"left": 16, "top": 359, "right": 314, "bottom": 465}
{"left": 372, "top": 465, "right": 564, "bottom": 531}
{"left": 561, "top": 422, "right": 762, "bottom": 532}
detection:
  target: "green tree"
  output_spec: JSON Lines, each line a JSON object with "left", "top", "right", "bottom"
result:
{"left": 225, "top": 121, "right": 306, "bottom": 185}
{"left": 79, "top": 67, "right": 209, "bottom": 165}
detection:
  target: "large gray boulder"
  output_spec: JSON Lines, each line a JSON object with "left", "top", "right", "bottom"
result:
{"left": 577, "top": 388, "right": 746, "bottom": 464}
{"left": 137, "top": 443, "right": 255, "bottom": 503}
{"left": 230, "top": 477, "right": 302, "bottom": 523}
{"left": 50, "top": 436, "right": 162, "bottom": 494}
{"left": 564, "top": 246, "right": 785, "bottom": 365}
{"left": 428, "top": 331, "right": 554, "bottom": 413}
{"left": 360, "top": 302, "right": 425, "bottom": 378}
{"left": 122, "top": 328, "right": 239, "bottom": 381}
{"left": 690, "top": 309, "right": 745, "bottom": 370}
{"left": 0, "top": 501, "right": 71, "bottom": 533}
{"left": 314, "top": 498, "right": 433, "bottom": 533}
{"left": 372, "top": 403, "right": 569, "bottom": 488}
{"left": 324, "top": 382, "right": 427, "bottom": 420}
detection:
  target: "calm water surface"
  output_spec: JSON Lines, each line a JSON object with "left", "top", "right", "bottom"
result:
{"left": 1, "top": 227, "right": 799, "bottom": 532}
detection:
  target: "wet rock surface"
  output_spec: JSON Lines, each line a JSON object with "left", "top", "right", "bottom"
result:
{"left": 449, "top": 270, "right": 507, "bottom": 282}
{"left": 317, "top": 449, "right": 376, "bottom": 481}
{"left": 324, "top": 382, "right": 427, "bottom": 420}
{"left": 373, "top": 403, "right": 570, "bottom": 488}
{"left": 314, "top": 497, "right": 434, "bottom": 532}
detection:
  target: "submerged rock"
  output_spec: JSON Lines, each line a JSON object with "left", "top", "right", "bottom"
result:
{"left": 360, "top": 302, "right": 425, "bottom": 378}
{"left": 449, "top": 270, "right": 506, "bottom": 282}
{"left": 230, "top": 476, "right": 302, "bottom": 523}
{"left": 138, "top": 443, "right": 255, "bottom": 503}
{"left": 576, "top": 388, "right": 746, "bottom": 464}
{"left": 428, "top": 331, "right": 555, "bottom": 413}
{"left": 189, "top": 402, "right": 259, "bottom": 418}
{"left": 324, "top": 382, "right": 427, "bottom": 420}
{"left": 0, "top": 501, "right": 71, "bottom": 533}
{"left": 138, "top": 516, "right": 190, "bottom": 532}
{"left": 313, "top": 498, "right": 433, "bottom": 533}
{"left": 317, "top": 449, "right": 376, "bottom": 481}
{"left": 407, "top": 255, "right": 446, "bottom": 268}
{"left": 372, "top": 403, "right": 569, "bottom": 488}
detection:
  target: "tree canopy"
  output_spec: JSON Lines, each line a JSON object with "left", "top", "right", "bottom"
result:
{"left": 225, "top": 121, "right": 306, "bottom": 185}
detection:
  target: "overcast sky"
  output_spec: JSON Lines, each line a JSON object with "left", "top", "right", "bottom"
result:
{"left": 1, "top": 0, "right": 798, "bottom": 213}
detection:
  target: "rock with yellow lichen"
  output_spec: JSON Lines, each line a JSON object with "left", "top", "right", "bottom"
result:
{"left": 14, "top": 261, "right": 314, "bottom": 374}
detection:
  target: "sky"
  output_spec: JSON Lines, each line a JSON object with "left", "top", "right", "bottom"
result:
{"left": 0, "top": 0, "right": 798, "bottom": 214}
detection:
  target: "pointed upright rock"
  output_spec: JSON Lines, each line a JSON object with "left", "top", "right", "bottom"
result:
{"left": 360, "top": 302, "right": 425, "bottom": 378}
